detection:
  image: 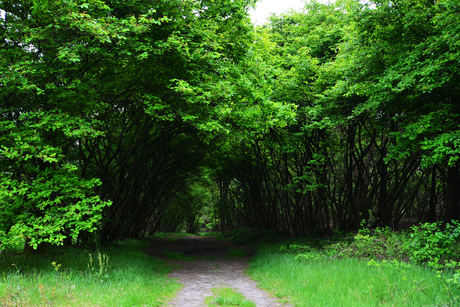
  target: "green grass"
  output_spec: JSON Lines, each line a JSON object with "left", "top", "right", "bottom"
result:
{"left": 247, "top": 244, "right": 459, "bottom": 307}
{"left": 204, "top": 287, "right": 256, "bottom": 307}
{"left": 5, "top": 228, "right": 456, "bottom": 306}
{"left": 0, "top": 239, "right": 181, "bottom": 306}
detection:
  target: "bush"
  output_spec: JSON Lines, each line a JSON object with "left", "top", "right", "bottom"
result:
{"left": 409, "top": 220, "right": 460, "bottom": 268}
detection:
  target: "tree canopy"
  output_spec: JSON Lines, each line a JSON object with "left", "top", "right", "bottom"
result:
{"left": 1, "top": 0, "right": 459, "bottom": 250}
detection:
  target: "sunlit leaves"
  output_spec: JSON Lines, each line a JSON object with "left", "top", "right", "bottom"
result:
{"left": 1, "top": 0, "right": 274, "bottom": 249}
{"left": 311, "top": 0, "right": 460, "bottom": 167}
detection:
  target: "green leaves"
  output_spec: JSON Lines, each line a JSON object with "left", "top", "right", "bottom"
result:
{"left": 0, "top": 113, "right": 110, "bottom": 250}
{"left": 409, "top": 221, "right": 460, "bottom": 268}
{"left": 0, "top": 167, "right": 111, "bottom": 250}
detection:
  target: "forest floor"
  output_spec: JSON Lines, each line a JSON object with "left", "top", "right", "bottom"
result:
{"left": 144, "top": 235, "right": 291, "bottom": 307}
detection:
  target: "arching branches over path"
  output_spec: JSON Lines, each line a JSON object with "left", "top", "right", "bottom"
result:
{"left": 0, "top": 0, "right": 280, "bottom": 248}
{"left": 212, "top": 0, "right": 460, "bottom": 235}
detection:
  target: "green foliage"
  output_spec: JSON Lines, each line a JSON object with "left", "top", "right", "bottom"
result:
{"left": 2, "top": 0, "right": 460, "bottom": 251}
{"left": 0, "top": 0, "right": 156, "bottom": 249}
{"left": 320, "top": 0, "right": 460, "bottom": 166}
{"left": 0, "top": 156, "right": 111, "bottom": 250}
{"left": 409, "top": 221, "right": 460, "bottom": 268}
{"left": 343, "top": 227, "right": 410, "bottom": 261}
{"left": 158, "top": 169, "right": 217, "bottom": 233}
{"left": 212, "top": 0, "right": 460, "bottom": 239}
{"left": 280, "top": 221, "right": 460, "bottom": 269}
{"left": 1, "top": 0, "right": 276, "bottom": 246}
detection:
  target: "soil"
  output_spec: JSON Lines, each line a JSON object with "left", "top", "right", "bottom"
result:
{"left": 143, "top": 236, "right": 291, "bottom": 307}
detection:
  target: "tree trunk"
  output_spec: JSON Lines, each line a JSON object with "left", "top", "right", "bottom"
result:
{"left": 445, "top": 162, "right": 460, "bottom": 221}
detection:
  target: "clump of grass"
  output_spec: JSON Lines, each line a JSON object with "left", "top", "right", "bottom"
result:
{"left": 0, "top": 240, "right": 180, "bottom": 306}
{"left": 205, "top": 286, "right": 256, "bottom": 307}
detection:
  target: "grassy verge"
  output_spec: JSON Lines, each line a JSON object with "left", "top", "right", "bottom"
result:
{"left": 248, "top": 244, "right": 455, "bottom": 306}
{"left": 204, "top": 287, "right": 256, "bottom": 307}
{"left": 220, "top": 226, "right": 460, "bottom": 306}
{"left": 0, "top": 240, "right": 180, "bottom": 306}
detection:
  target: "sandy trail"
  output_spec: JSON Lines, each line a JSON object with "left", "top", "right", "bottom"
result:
{"left": 144, "top": 236, "right": 291, "bottom": 307}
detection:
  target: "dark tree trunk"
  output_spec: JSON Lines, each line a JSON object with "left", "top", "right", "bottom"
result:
{"left": 427, "top": 166, "right": 437, "bottom": 222}
{"left": 445, "top": 163, "right": 460, "bottom": 221}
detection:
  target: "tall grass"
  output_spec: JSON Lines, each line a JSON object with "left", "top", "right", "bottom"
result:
{"left": 220, "top": 224, "right": 460, "bottom": 306}
{"left": 248, "top": 244, "right": 459, "bottom": 307}
{"left": 0, "top": 239, "right": 180, "bottom": 306}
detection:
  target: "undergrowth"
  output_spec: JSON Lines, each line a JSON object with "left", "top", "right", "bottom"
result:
{"left": 3, "top": 224, "right": 459, "bottom": 306}
{"left": 242, "top": 221, "right": 460, "bottom": 307}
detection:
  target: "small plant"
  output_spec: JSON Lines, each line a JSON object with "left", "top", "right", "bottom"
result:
{"left": 51, "top": 261, "right": 61, "bottom": 272}
{"left": 88, "top": 252, "right": 110, "bottom": 281}
{"left": 279, "top": 243, "right": 324, "bottom": 261}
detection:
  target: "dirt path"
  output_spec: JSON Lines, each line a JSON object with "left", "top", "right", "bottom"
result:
{"left": 144, "top": 236, "right": 291, "bottom": 307}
